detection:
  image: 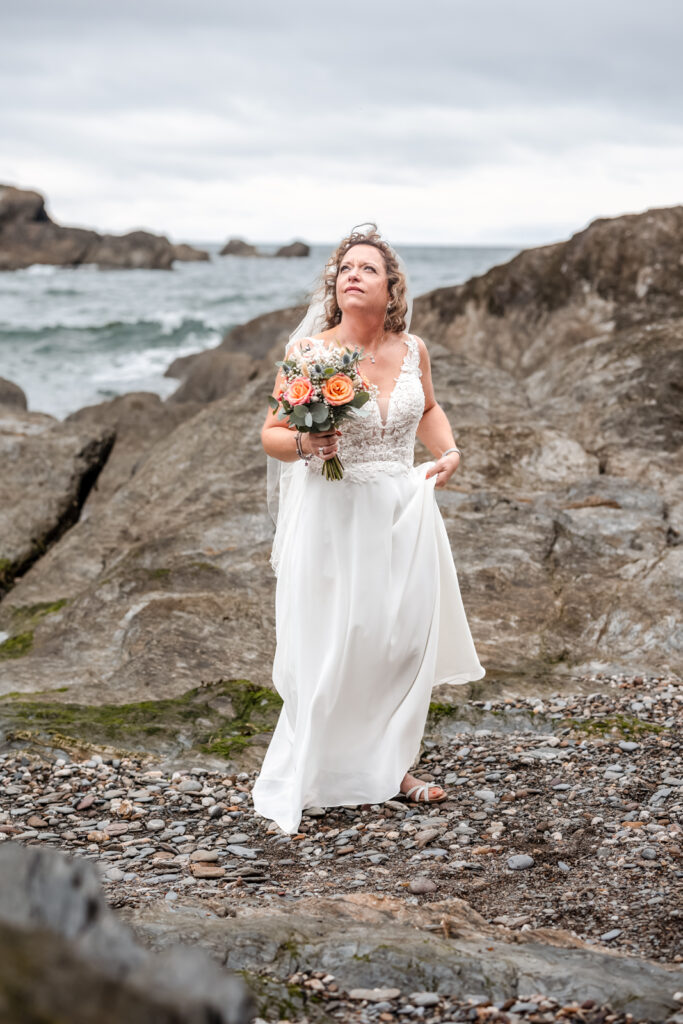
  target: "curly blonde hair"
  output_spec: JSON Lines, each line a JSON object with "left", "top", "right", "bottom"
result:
{"left": 317, "top": 222, "right": 409, "bottom": 334}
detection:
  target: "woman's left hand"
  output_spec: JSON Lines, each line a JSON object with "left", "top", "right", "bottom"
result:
{"left": 425, "top": 451, "right": 460, "bottom": 489}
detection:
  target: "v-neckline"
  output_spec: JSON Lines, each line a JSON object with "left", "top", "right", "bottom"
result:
{"left": 302, "top": 333, "right": 413, "bottom": 434}
{"left": 374, "top": 335, "right": 414, "bottom": 432}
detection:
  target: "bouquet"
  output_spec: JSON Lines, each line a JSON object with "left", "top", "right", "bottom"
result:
{"left": 268, "top": 345, "right": 377, "bottom": 480}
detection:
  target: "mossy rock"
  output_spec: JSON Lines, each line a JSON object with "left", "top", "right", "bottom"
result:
{"left": 0, "top": 679, "right": 282, "bottom": 765}
{"left": 0, "top": 631, "right": 33, "bottom": 660}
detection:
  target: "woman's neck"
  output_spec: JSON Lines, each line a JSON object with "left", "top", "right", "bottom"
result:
{"left": 335, "top": 311, "right": 386, "bottom": 349}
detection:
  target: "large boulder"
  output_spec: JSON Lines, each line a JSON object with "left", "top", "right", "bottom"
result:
{"left": 0, "top": 184, "right": 208, "bottom": 270}
{"left": 0, "top": 842, "right": 252, "bottom": 1024}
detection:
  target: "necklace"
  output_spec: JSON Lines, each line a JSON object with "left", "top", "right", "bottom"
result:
{"left": 334, "top": 333, "right": 383, "bottom": 363}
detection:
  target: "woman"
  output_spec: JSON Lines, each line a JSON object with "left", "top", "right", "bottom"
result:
{"left": 251, "top": 224, "right": 485, "bottom": 835}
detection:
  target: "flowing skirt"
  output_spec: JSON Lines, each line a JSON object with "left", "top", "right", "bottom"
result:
{"left": 251, "top": 460, "right": 486, "bottom": 834}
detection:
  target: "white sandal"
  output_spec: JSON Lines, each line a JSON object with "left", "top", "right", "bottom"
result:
{"left": 402, "top": 780, "right": 448, "bottom": 804}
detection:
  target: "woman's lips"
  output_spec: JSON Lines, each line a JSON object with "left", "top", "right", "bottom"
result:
{"left": 345, "top": 287, "right": 363, "bottom": 292}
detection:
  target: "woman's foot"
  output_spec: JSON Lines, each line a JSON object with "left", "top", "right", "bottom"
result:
{"left": 399, "top": 771, "right": 447, "bottom": 803}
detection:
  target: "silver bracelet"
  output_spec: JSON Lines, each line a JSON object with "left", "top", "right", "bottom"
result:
{"left": 295, "top": 432, "right": 311, "bottom": 464}
{"left": 441, "top": 445, "right": 462, "bottom": 458}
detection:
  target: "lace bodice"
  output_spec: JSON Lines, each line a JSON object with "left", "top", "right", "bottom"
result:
{"left": 296, "top": 333, "right": 425, "bottom": 483}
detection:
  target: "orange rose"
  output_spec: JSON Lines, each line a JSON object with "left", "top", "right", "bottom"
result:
{"left": 284, "top": 376, "right": 313, "bottom": 406}
{"left": 322, "top": 373, "right": 354, "bottom": 406}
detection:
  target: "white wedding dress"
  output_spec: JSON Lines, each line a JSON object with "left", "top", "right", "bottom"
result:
{"left": 251, "top": 333, "right": 485, "bottom": 834}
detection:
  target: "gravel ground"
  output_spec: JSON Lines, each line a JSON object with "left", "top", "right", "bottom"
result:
{"left": 1, "top": 671, "right": 681, "bottom": 1023}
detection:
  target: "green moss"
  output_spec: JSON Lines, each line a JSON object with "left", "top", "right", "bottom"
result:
{"left": 0, "top": 631, "right": 33, "bottom": 659}
{"left": 561, "top": 714, "right": 667, "bottom": 739}
{"left": 0, "top": 678, "right": 283, "bottom": 763}
{"left": 428, "top": 701, "right": 455, "bottom": 720}
{"left": 10, "top": 598, "right": 68, "bottom": 623}
{"left": 148, "top": 568, "right": 171, "bottom": 579}
{"left": 0, "top": 557, "right": 14, "bottom": 587}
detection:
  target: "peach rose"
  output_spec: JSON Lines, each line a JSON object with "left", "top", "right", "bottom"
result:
{"left": 284, "top": 376, "right": 313, "bottom": 406}
{"left": 322, "top": 373, "right": 354, "bottom": 406}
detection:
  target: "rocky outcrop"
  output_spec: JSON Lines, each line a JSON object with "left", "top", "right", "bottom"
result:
{"left": 0, "top": 406, "right": 114, "bottom": 593}
{"left": 127, "top": 891, "right": 683, "bottom": 1023}
{"left": 0, "top": 381, "right": 275, "bottom": 701}
{"left": 0, "top": 205, "right": 679, "bottom": 706}
{"left": 0, "top": 185, "right": 209, "bottom": 270}
{"left": 219, "top": 238, "right": 259, "bottom": 256}
{"left": 0, "top": 842, "right": 253, "bottom": 1023}
{"left": 0, "top": 378, "right": 26, "bottom": 409}
{"left": 274, "top": 240, "right": 310, "bottom": 257}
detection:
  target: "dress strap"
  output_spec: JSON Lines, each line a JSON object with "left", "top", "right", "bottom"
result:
{"left": 404, "top": 333, "right": 422, "bottom": 376}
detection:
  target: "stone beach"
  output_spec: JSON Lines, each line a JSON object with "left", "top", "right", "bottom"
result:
{"left": 2, "top": 672, "right": 682, "bottom": 1022}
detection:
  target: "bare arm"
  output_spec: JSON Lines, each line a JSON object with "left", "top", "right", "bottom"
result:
{"left": 413, "top": 335, "right": 461, "bottom": 489}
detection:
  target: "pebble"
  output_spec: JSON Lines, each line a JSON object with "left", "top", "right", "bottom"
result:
{"left": 349, "top": 988, "right": 401, "bottom": 1001}
{"left": 507, "top": 855, "right": 534, "bottom": 870}
{"left": 409, "top": 991, "right": 440, "bottom": 1006}
{"left": 408, "top": 876, "right": 437, "bottom": 894}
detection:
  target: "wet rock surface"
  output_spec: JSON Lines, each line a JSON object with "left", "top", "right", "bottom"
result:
{"left": 1, "top": 673, "right": 681, "bottom": 1022}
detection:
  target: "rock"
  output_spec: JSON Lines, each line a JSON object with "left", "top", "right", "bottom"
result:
{"left": 190, "top": 863, "right": 225, "bottom": 879}
{"left": 0, "top": 405, "right": 114, "bottom": 594}
{"left": 171, "top": 243, "right": 210, "bottom": 262}
{"left": 190, "top": 849, "right": 219, "bottom": 862}
{"left": 126, "top": 890, "right": 683, "bottom": 1021}
{"left": 507, "top": 855, "right": 534, "bottom": 870}
{"left": 0, "top": 184, "right": 202, "bottom": 271}
{"left": 0, "top": 378, "right": 281, "bottom": 706}
{"left": 219, "top": 238, "right": 259, "bottom": 257}
{"left": 0, "top": 377, "right": 27, "bottom": 410}
{"left": 274, "top": 240, "right": 310, "bottom": 258}
{"left": 600, "top": 928, "right": 622, "bottom": 941}
{"left": 0, "top": 841, "right": 252, "bottom": 1022}
{"left": 411, "top": 205, "right": 683, "bottom": 676}
{"left": 410, "top": 991, "right": 440, "bottom": 1006}
{"left": 349, "top": 988, "right": 401, "bottom": 1001}
{"left": 165, "top": 303, "right": 306, "bottom": 404}
{"left": 65, "top": 392, "right": 202, "bottom": 509}
{"left": 408, "top": 877, "right": 437, "bottom": 894}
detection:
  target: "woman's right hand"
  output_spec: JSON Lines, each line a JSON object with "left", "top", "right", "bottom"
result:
{"left": 302, "top": 429, "right": 342, "bottom": 461}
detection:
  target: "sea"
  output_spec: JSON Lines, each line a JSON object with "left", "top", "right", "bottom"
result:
{"left": 0, "top": 242, "right": 520, "bottom": 419}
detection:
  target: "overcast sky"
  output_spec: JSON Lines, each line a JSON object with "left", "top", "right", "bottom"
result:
{"left": 2, "top": 0, "right": 682, "bottom": 246}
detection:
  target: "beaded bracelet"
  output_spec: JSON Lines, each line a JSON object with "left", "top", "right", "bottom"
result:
{"left": 442, "top": 445, "right": 462, "bottom": 458}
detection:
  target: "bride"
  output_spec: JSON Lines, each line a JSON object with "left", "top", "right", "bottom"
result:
{"left": 251, "top": 223, "right": 485, "bottom": 835}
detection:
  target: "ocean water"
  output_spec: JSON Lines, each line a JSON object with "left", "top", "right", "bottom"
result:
{"left": 0, "top": 242, "right": 519, "bottom": 419}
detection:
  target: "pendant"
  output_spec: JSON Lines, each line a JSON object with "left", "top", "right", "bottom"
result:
{"left": 370, "top": 354, "right": 375, "bottom": 363}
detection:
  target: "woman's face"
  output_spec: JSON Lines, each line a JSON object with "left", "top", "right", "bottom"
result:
{"left": 336, "top": 243, "right": 389, "bottom": 319}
